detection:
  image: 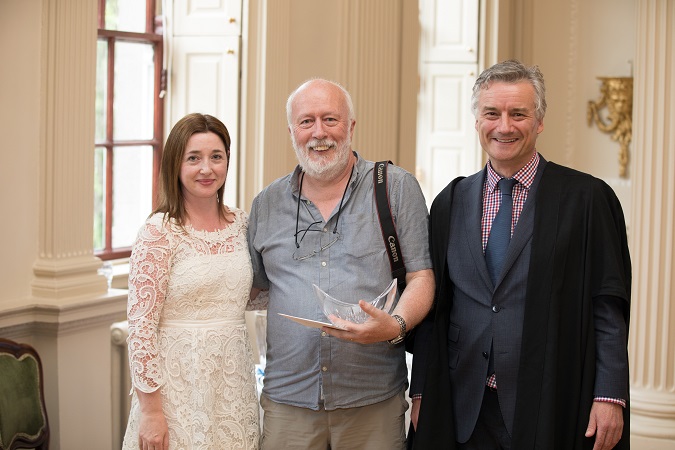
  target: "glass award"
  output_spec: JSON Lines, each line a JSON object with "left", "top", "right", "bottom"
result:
{"left": 312, "top": 279, "right": 398, "bottom": 325}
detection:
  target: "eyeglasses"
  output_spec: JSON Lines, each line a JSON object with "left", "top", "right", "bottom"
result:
{"left": 293, "top": 168, "right": 353, "bottom": 259}
{"left": 293, "top": 227, "right": 341, "bottom": 261}
{"left": 295, "top": 219, "right": 323, "bottom": 246}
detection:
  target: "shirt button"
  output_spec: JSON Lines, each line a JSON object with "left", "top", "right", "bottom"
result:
{"left": 492, "top": 305, "right": 501, "bottom": 313}
{"left": 321, "top": 331, "right": 327, "bottom": 337}
{"left": 323, "top": 227, "right": 328, "bottom": 232}
{"left": 322, "top": 366, "right": 328, "bottom": 372}
{"left": 482, "top": 351, "right": 489, "bottom": 359}
{"left": 321, "top": 261, "right": 327, "bottom": 267}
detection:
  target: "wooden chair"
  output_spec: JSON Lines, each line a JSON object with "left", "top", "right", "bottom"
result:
{"left": 0, "top": 338, "right": 49, "bottom": 450}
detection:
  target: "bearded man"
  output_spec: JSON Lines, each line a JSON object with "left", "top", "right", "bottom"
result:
{"left": 248, "top": 79, "right": 435, "bottom": 450}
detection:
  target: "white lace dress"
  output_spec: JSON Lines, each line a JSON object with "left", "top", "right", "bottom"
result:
{"left": 122, "top": 208, "right": 262, "bottom": 450}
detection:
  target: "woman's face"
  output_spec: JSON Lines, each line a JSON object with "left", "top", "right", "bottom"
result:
{"left": 179, "top": 131, "right": 229, "bottom": 202}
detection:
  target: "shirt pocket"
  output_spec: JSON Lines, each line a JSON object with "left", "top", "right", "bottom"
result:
{"left": 339, "top": 212, "right": 382, "bottom": 259}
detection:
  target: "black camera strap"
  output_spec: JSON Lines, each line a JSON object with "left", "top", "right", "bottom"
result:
{"left": 373, "top": 161, "right": 406, "bottom": 293}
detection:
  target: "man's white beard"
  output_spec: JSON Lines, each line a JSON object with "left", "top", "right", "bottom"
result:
{"left": 292, "top": 135, "right": 352, "bottom": 181}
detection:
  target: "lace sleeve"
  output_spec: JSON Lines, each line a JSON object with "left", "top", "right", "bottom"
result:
{"left": 246, "top": 289, "right": 269, "bottom": 311}
{"left": 127, "top": 218, "right": 172, "bottom": 393}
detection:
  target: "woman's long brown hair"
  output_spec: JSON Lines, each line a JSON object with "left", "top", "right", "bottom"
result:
{"left": 152, "top": 113, "right": 231, "bottom": 228}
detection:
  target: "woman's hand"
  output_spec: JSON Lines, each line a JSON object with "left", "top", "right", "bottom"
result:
{"left": 138, "top": 410, "right": 169, "bottom": 450}
{"left": 136, "top": 390, "right": 169, "bottom": 450}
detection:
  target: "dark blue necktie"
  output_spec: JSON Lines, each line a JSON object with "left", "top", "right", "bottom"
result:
{"left": 485, "top": 178, "right": 517, "bottom": 285}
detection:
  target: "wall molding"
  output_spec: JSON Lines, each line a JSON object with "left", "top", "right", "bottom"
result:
{"left": 631, "top": 388, "right": 675, "bottom": 439}
{"left": 0, "top": 291, "right": 127, "bottom": 338}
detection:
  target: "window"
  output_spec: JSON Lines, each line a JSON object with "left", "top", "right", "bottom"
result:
{"left": 95, "top": 0, "right": 164, "bottom": 259}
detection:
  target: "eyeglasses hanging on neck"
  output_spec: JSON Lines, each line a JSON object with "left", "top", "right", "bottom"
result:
{"left": 293, "top": 168, "right": 353, "bottom": 260}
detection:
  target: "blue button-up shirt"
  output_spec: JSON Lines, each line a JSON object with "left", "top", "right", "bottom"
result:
{"left": 248, "top": 152, "right": 431, "bottom": 410}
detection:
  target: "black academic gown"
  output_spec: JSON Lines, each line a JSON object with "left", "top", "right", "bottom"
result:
{"left": 411, "top": 161, "right": 631, "bottom": 450}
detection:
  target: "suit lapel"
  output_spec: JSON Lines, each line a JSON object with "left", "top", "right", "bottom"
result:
{"left": 461, "top": 169, "right": 493, "bottom": 290}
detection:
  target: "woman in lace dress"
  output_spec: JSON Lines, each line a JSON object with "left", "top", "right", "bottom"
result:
{"left": 122, "top": 113, "right": 264, "bottom": 450}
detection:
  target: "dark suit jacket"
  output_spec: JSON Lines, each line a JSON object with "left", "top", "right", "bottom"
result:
{"left": 410, "top": 158, "right": 631, "bottom": 449}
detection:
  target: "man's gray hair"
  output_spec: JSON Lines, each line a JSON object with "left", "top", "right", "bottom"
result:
{"left": 471, "top": 60, "right": 547, "bottom": 121}
{"left": 286, "top": 79, "right": 355, "bottom": 126}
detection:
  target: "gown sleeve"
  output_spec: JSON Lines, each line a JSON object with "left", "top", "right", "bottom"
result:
{"left": 126, "top": 216, "right": 172, "bottom": 393}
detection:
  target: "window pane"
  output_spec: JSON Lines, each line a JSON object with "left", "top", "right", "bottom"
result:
{"left": 105, "top": 0, "right": 147, "bottom": 33}
{"left": 112, "top": 146, "right": 154, "bottom": 248}
{"left": 113, "top": 42, "right": 155, "bottom": 141}
{"left": 95, "top": 40, "right": 108, "bottom": 143}
{"left": 93, "top": 146, "right": 107, "bottom": 251}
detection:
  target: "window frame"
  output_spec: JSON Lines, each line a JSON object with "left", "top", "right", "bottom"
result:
{"left": 95, "top": 0, "right": 164, "bottom": 260}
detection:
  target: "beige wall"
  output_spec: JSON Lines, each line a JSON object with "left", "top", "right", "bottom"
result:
{"left": 526, "top": 0, "right": 635, "bottom": 214}
{"left": 241, "top": 0, "right": 419, "bottom": 209}
{"left": 0, "top": 0, "right": 41, "bottom": 305}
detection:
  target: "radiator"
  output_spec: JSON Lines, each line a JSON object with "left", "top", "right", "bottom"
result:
{"left": 111, "top": 320, "right": 131, "bottom": 449}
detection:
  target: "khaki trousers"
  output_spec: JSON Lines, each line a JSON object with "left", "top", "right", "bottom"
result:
{"left": 260, "top": 390, "right": 408, "bottom": 450}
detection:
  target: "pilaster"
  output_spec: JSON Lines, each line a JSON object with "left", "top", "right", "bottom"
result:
{"left": 33, "top": 0, "right": 106, "bottom": 300}
{"left": 629, "top": 0, "right": 675, "bottom": 447}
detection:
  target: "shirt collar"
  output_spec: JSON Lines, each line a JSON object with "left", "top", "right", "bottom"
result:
{"left": 486, "top": 151, "right": 540, "bottom": 192}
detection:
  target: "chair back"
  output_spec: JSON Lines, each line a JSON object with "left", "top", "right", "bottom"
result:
{"left": 0, "top": 338, "right": 49, "bottom": 450}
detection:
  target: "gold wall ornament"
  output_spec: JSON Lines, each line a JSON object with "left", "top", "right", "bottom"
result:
{"left": 587, "top": 77, "right": 633, "bottom": 177}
